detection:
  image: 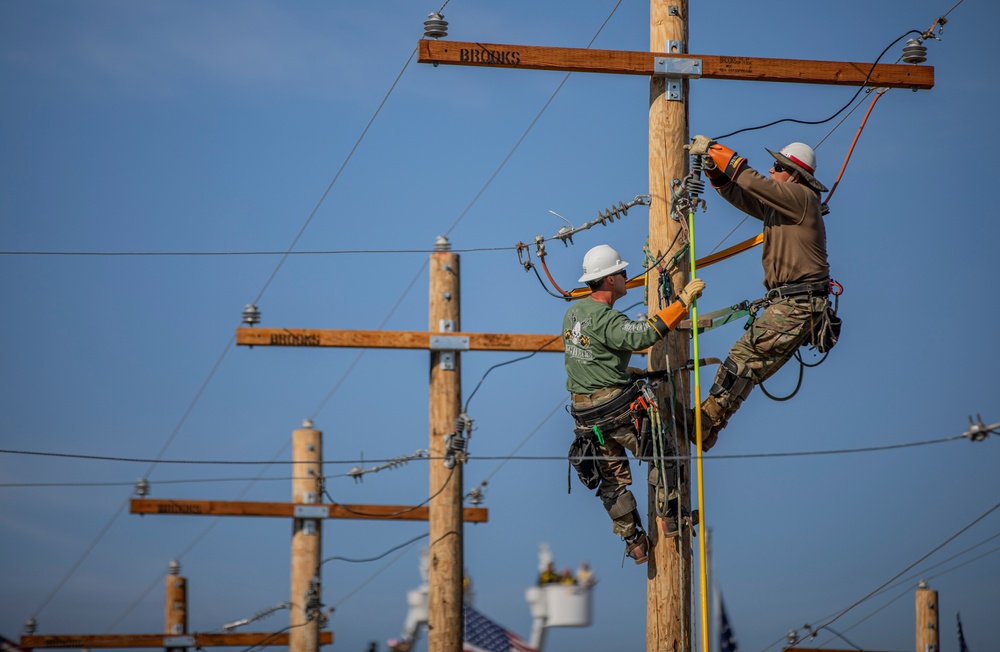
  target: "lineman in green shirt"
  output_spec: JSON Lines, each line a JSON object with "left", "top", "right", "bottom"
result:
{"left": 563, "top": 244, "right": 705, "bottom": 564}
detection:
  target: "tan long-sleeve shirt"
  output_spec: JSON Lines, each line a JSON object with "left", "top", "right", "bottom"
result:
{"left": 715, "top": 166, "right": 830, "bottom": 290}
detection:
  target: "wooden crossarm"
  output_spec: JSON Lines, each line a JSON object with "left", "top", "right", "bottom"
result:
{"left": 131, "top": 498, "right": 489, "bottom": 523}
{"left": 20, "top": 633, "right": 334, "bottom": 648}
{"left": 418, "top": 40, "right": 934, "bottom": 90}
{"left": 236, "top": 327, "right": 564, "bottom": 352}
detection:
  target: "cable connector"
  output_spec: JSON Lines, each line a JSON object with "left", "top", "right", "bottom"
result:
{"left": 963, "top": 414, "right": 998, "bottom": 442}
{"left": 516, "top": 241, "right": 533, "bottom": 271}
{"left": 444, "top": 413, "right": 472, "bottom": 468}
{"left": 304, "top": 575, "right": 323, "bottom": 622}
{"left": 443, "top": 431, "right": 468, "bottom": 469}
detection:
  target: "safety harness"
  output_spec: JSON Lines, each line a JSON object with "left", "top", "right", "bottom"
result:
{"left": 566, "top": 377, "right": 689, "bottom": 535}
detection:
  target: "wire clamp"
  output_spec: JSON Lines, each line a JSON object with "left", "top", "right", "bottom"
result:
{"left": 963, "top": 414, "right": 997, "bottom": 442}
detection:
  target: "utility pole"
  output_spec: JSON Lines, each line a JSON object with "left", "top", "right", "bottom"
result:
{"left": 428, "top": 236, "right": 463, "bottom": 652}
{"left": 915, "top": 580, "right": 939, "bottom": 652}
{"left": 290, "top": 422, "right": 322, "bottom": 652}
{"left": 166, "top": 560, "right": 188, "bottom": 652}
{"left": 415, "top": 4, "right": 934, "bottom": 652}
{"left": 646, "top": 4, "right": 692, "bottom": 651}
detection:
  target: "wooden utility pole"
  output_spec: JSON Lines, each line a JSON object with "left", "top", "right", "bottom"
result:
{"left": 165, "top": 560, "right": 188, "bottom": 652}
{"left": 290, "top": 421, "right": 322, "bottom": 652}
{"left": 166, "top": 560, "right": 187, "bottom": 636}
{"left": 427, "top": 236, "right": 463, "bottom": 652}
{"left": 646, "top": 3, "right": 692, "bottom": 651}
{"left": 415, "top": 5, "right": 935, "bottom": 652}
{"left": 915, "top": 580, "right": 939, "bottom": 652}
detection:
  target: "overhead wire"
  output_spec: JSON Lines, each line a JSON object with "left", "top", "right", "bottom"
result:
{"left": 27, "top": 497, "right": 130, "bottom": 621}
{"left": 252, "top": 48, "right": 418, "bottom": 306}
{"left": 0, "top": 246, "right": 517, "bottom": 257}
{"left": 772, "top": 528, "right": 1000, "bottom": 647}
{"left": 29, "top": 44, "right": 422, "bottom": 619}
{"left": 319, "top": 532, "right": 430, "bottom": 567}
{"left": 794, "top": 499, "right": 1000, "bottom": 647}
{"left": 463, "top": 337, "right": 561, "bottom": 412}
{"left": 712, "top": 30, "right": 923, "bottom": 141}
{"left": 298, "top": 5, "right": 635, "bottom": 616}
{"left": 321, "top": 466, "right": 455, "bottom": 519}
{"left": 3, "top": 428, "right": 981, "bottom": 467}
{"left": 105, "top": 444, "right": 297, "bottom": 631}
{"left": 466, "top": 396, "right": 569, "bottom": 503}
{"left": 813, "top": 541, "right": 1000, "bottom": 648}
{"left": 0, "top": 475, "right": 338, "bottom": 489}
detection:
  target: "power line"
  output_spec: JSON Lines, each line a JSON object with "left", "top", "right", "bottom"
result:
{"left": 774, "top": 531, "right": 1000, "bottom": 651}
{"left": 0, "top": 431, "right": 974, "bottom": 467}
{"left": 28, "top": 496, "right": 130, "bottom": 620}
{"left": 251, "top": 47, "right": 418, "bottom": 306}
{"left": 307, "top": 0, "right": 626, "bottom": 426}
{"left": 319, "top": 532, "right": 429, "bottom": 566}
{"left": 803, "top": 499, "right": 1000, "bottom": 645}
{"left": 712, "top": 30, "right": 923, "bottom": 140}
{"left": 0, "top": 246, "right": 515, "bottom": 257}
{"left": 0, "top": 475, "right": 322, "bottom": 489}
{"left": 106, "top": 443, "right": 295, "bottom": 630}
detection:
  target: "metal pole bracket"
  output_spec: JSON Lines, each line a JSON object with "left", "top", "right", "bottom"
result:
{"left": 654, "top": 40, "right": 701, "bottom": 102}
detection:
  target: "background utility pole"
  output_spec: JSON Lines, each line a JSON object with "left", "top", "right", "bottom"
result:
{"left": 166, "top": 560, "right": 188, "bottom": 652}
{"left": 290, "top": 422, "right": 322, "bottom": 652}
{"left": 915, "top": 580, "right": 939, "bottom": 652}
{"left": 428, "top": 236, "right": 464, "bottom": 652}
{"left": 647, "top": 2, "right": 692, "bottom": 650}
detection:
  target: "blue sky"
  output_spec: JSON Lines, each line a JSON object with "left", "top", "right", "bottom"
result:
{"left": 2, "top": 1, "right": 998, "bottom": 651}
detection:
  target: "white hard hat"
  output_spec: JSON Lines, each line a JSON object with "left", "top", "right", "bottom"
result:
{"left": 765, "top": 142, "right": 828, "bottom": 192}
{"left": 578, "top": 244, "right": 629, "bottom": 283}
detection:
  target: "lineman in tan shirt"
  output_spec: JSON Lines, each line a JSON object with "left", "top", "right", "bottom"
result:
{"left": 686, "top": 135, "right": 834, "bottom": 450}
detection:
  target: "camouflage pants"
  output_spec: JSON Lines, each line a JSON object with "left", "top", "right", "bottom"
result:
{"left": 713, "top": 295, "right": 828, "bottom": 414}
{"left": 593, "top": 423, "right": 644, "bottom": 538}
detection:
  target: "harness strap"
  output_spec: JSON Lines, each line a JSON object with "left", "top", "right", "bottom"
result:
{"left": 766, "top": 280, "right": 831, "bottom": 300}
{"left": 570, "top": 382, "right": 644, "bottom": 430}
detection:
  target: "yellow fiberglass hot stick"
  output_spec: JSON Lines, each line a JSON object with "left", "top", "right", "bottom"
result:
{"left": 688, "top": 203, "right": 710, "bottom": 652}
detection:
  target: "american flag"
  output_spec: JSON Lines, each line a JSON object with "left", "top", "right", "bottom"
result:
{"left": 719, "top": 593, "right": 740, "bottom": 652}
{"left": 957, "top": 612, "right": 970, "bottom": 652}
{"left": 463, "top": 604, "right": 538, "bottom": 652}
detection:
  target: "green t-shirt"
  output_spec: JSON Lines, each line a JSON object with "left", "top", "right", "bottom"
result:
{"left": 563, "top": 298, "right": 661, "bottom": 394}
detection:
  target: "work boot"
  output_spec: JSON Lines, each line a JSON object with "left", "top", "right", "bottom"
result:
{"left": 697, "top": 396, "right": 729, "bottom": 452}
{"left": 624, "top": 530, "right": 649, "bottom": 565}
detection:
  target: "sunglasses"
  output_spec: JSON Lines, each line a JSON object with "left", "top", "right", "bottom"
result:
{"left": 772, "top": 162, "right": 789, "bottom": 173}
{"left": 617, "top": 269, "right": 628, "bottom": 279}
